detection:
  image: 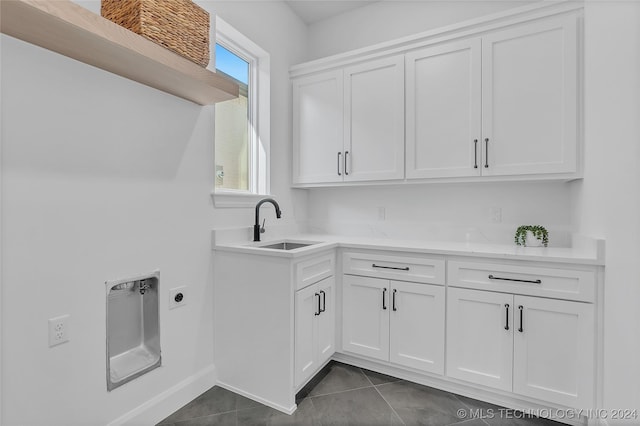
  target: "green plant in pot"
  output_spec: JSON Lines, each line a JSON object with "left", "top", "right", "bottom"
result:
{"left": 514, "top": 225, "right": 549, "bottom": 247}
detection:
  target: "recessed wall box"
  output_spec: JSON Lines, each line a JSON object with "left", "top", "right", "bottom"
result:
{"left": 106, "top": 271, "right": 161, "bottom": 391}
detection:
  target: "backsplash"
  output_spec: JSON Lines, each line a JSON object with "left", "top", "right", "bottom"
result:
{"left": 305, "top": 181, "right": 574, "bottom": 247}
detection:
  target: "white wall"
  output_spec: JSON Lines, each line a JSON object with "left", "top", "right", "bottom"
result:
{"left": 0, "top": 1, "right": 307, "bottom": 425}
{"left": 570, "top": 1, "right": 640, "bottom": 420}
{"left": 306, "top": 0, "right": 534, "bottom": 60}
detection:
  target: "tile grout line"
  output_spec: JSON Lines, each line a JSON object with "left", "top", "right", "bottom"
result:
{"left": 371, "top": 383, "right": 406, "bottom": 425}
{"left": 306, "top": 396, "right": 319, "bottom": 424}
{"left": 309, "top": 384, "right": 375, "bottom": 399}
{"left": 452, "top": 394, "right": 491, "bottom": 426}
{"left": 362, "top": 368, "right": 406, "bottom": 426}
{"left": 361, "top": 367, "right": 375, "bottom": 387}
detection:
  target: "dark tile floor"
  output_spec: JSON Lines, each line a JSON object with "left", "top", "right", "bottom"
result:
{"left": 157, "top": 361, "right": 563, "bottom": 426}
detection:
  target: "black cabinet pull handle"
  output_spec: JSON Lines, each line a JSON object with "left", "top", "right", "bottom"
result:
{"left": 518, "top": 305, "right": 524, "bottom": 332}
{"left": 473, "top": 139, "right": 478, "bottom": 169}
{"left": 484, "top": 138, "right": 489, "bottom": 168}
{"left": 372, "top": 264, "right": 410, "bottom": 271}
{"left": 337, "top": 152, "right": 342, "bottom": 176}
{"left": 344, "top": 151, "right": 349, "bottom": 175}
{"left": 504, "top": 304, "right": 510, "bottom": 330}
{"left": 319, "top": 290, "right": 326, "bottom": 313}
{"left": 392, "top": 289, "right": 397, "bottom": 311}
{"left": 488, "top": 274, "right": 542, "bottom": 284}
{"left": 315, "top": 293, "right": 320, "bottom": 316}
{"left": 382, "top": 288, "right": 387, "bottom": 310}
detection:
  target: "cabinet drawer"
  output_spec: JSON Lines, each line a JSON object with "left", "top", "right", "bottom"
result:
{"left": 448, "top": 261, "right": 595, "bottom": 302}
{"left": 343, "top": 252, "right": 445, "bottom": 285}
{"left": 295, "top": 253, "right": 335, "bottom": 290}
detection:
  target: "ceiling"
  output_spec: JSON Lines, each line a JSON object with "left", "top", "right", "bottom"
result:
{"left": 285, "top": 1, "right": 378, "bottom": 25}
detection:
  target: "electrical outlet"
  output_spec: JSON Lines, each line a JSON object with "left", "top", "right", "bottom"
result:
{"left": 377, "top": 206, "right": 386, "bottom": 221}
{"left": 169, "top": 286, "right": 188, "bottom": 309}
{"left": 48, "top": 315, "right": 70, "bottom": 347}
{"left": 490, "top": 207, "right": 502, "bottom": 223}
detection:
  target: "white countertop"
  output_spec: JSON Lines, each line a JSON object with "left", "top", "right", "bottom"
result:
{"left": 213, "top": 232, "right": 605, "bottom": 265}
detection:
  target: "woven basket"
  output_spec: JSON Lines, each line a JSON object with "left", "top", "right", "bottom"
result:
{"left": 101, "top": 0, "right": 210, "bottom": 67}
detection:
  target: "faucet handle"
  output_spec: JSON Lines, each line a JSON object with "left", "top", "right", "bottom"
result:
{"left": 260, "top": 218, "right": 266, "bottom": 234}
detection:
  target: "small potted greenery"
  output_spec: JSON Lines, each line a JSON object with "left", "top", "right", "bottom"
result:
{"left": 514, "top": 225, "right": 549, "bottom": 247}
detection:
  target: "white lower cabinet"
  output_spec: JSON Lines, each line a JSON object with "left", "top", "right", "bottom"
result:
{"left": 513, "top": 295, "right": 594, "bottom": 408}
{"left": 343, "top": 275, "right": 445, "bottom": 375}
{"left": 295, "top": 276, "right": 335, "bottom": 388}
{"left": 446, "top": 287, "right": 514, "bottom": 391}
{"left": 342, "top": 275, "right": 389, "bottom": 360}
{"left": 447, "top": 287, "right": 594, "bottom": 408}
{"left": 389, "top": 281, "right": 445, "bottom": 373}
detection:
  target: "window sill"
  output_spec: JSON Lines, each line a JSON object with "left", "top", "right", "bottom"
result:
{"left": 211, "top": 191, "right": 273, "bottom": 208}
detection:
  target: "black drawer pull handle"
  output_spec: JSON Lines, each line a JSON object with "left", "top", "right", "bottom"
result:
{"left": 392, "top": 289, "right": 397, "bottom": 311}
{"left": 337, "top": 152, "right": 342, "bottom": 176}
{"left": 372, "top": 264, "right": 410, "bottom": 271}
{"left": 484, "top": 138, "right": 489, "bottom": 168}
{"left": 473, "top": 139, "right": 478, "bottom": 169}
{"left": 504, "top": 304, "right": 510, "bottom": 330}
{"left": 315, "top": 293, "right": 321, "bottom": 316}
{"left": 488, "top": 274, "right": 541, "bottom": 284}
{"left": 518, "top": 305, "right": 524, "bottom": 332}
{"left": 319, "top": 290, "right": 326, "bottom": 313}
{"left": 382, "top": 288, "right": 387, "bottom": 310}
{"left": 344, "top": 151, "right": 349, "bottom": 176}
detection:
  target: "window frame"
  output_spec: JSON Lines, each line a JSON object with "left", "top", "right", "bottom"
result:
{"left": 212, "top": 17, "right": 271, "bottom": 208}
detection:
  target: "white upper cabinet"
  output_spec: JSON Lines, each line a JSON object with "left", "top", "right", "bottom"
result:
{"left": 292, "top": 70, "right": 344, "bottom": 184}
{"left": 406, "top": 39, "right": 482, "bottom": 179}
{"left": 481, "top": 15, "right": 578, "bottom": 176}
{"left": 343, "top": 56, "right": 405, "bottom": 182}
{"left": 292, "top": 8, "right": 581, "bottom": 186}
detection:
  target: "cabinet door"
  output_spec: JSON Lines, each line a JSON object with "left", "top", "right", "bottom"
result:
{"left": 342, "top": 275, "right": 390, "bottom": 361}
{"left": 446, "top": 288, "right": 513, "bottom": 391}
{"left": 513, "top": 295, "right": 594, "bottom": 408}
{"left": 406, "top": 39, "right": 482, "bottom": 179}
{"left": 344, "top": 56, "right": 405, "bottom": 182}
{"left": 295, "top": 283, "right": 319, "bottom": 387}
{"left": 481, "top": 15, "right": 578, "bottom": 176}
{"left": 389, "top": 281, "right": 445, "bottom": 374}
{"left": 292, "top": 70, "right": 344, "bottom": 184}
{"left": 317, "top": 276, "right": 336, "bottom": 365}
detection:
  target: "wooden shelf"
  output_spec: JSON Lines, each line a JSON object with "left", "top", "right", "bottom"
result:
{"left": 0, "top": 0, "right": 239, "bottom": 105}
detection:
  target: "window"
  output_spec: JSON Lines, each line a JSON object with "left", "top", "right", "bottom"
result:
{"left": 213, "top": 18, "right": 270, "bottom": 207}
{"left": 215, "top": 44, "right": 250, "bottom": 191}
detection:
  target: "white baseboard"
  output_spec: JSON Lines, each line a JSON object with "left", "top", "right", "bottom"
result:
{"left": 215, "top": 381, "right": 296, "bottom": 415}
{"left": 333, "top": 353, "right": 588, "bottom": 426}
{"left": 107, "top": 365, "right": 217, "bottom": 426}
